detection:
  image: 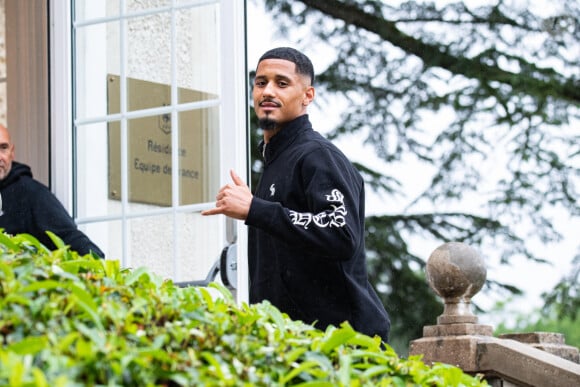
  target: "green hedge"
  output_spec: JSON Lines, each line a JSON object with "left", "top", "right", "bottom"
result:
{"left": 0, "top": 232, "right": 487, "bottom": 386}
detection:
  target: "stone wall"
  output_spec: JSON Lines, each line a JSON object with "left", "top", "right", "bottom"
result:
{"left": 0, "top": 0, "right": 6, "bottom": 126}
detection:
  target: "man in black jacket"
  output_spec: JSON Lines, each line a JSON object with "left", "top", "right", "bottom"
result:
{"left": 0, "top": 123, "right": 104, "bottom": 257}
{"left": 202, "top": 47, "right": 390, "bottom": 342}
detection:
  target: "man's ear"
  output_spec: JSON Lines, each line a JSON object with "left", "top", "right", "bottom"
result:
{"left": 303, "top": 86, "right": 315, "bottom": 106}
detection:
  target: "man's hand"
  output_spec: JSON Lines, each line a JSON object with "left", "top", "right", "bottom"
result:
{"left": 201, "top": 170, "right": 252, "bottom": 220}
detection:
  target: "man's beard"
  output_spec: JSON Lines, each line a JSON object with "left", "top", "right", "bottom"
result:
{"left": 258, "top": 117, "right": 278, "bottom": 131}
{"left": 0, "top": 164, "right": 9, "bottom": 181}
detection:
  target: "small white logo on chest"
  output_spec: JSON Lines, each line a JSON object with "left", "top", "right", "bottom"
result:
{"left": 269, "top": 184, "right": 276, "bottom": 196}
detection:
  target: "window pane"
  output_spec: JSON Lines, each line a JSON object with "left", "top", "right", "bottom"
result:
{"left": 107, "top": 115, "right": 176, "bottom": 208}
{"left": 76, "top": 122, "right": 112, "bottom": 217}
{"left": 74, "top": 1, "right": 120, "bottom": 23}
{"left": 127, "top": 0, "right": 171, "bottom": 13}
{"left": 175, "top": 212, "right": 224, "bottom": 283}
{"left": 75, "top": 21, "right": 120, "bottom": 121}
{"left": 79, "top": 221, "right": 111, "bottom": 261}
{"left": 175, "top": 0, "right": 217, "bottom": 6}
{"left": 125, "top": 213, "right": 222, "bottom": 281}
{"left": 126, "top": 12, "right": 172, "bottom": 110}
{"left": 176, "top": 4, "right": 221, "bottom": 102}
{"left": 75, "top": 0, "right": 186, "bottom": 23}
{"left": 128, "top": 214, "right": 175, "bottom": 278}
{"left": 178, "top": 106, "right": 220, "bottom": 205}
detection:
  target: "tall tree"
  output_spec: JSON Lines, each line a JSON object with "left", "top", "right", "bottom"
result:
{"left": 250, "top": 0, "right": 579, "bottom": 353}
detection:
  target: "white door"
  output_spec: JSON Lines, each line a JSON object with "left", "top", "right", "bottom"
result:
{"left": 49, "top": 0, "right": 248, "bottom": 302}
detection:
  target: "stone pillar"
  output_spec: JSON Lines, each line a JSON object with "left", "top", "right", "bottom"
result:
{"left": 409, "top": 242, "right": 493, "bottom": 371}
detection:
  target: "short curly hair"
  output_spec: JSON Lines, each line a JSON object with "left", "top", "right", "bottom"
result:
{"left": 257, "top": 47, "right": 315, "bottom": 85}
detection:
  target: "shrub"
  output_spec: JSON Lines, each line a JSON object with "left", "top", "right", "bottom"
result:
{"left": 0, "top": 232, "right": 486, "bottom": 386}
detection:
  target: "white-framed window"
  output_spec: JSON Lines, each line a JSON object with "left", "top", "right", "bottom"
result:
{"left": 49, "top": 0, "right": 248, "bottom": 302}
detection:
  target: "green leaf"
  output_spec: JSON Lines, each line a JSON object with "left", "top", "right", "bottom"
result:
{"left": 7, "top": 336, "right": 49, "bottom": 355}
{"left": 0, "top": 260, "right": 15, "bottom": 281}
{"left": 32, "top": 368, "right": 50, "bottom": 387}
{"left": 338, "top": 353, "right": 352, "bottom": 385}
{"left": 361, "top": 364, "right": 393, "bottom": 379}
{"left": 56, "top": 332, "right": 81, "bottom": 352}
{"left": 69, "top": 282, "right": 98, "bottom": 311}
{"left": 69, "top": 282, "right": 103, "bottom": 330}
{"left": 294, "top": 382, "right": 335, "bottom": 387}
{"left": 59, "top": 258, "right": 103, "bottom": 275}
{"left": 45, "top": 231, "right": 66, "bottom": 250}
{"left": 20, "top": 280, "right": 64, "bottom": 293}
{"left": 208, "top": 281, "right": 235, "bottom": 303}
{"left": 319, "top": 325, "right": 357, "bottom": 354}
{"left": 286, "top": 347, "right": 308, "bottom": 363}
{"left": 0, "top": 231, "right": 19, "bottom": 251}
{"left": 75, "top": 337, "right": 95, "bottom": 359}
{"left": 345, "top": 332, "right": 383, "bottom": 351}
{"left": 74, "top": 321, "right": 106, "bottom": 349}
{"left": 198, "top": 286, "right": 215, "bottom": 310}
{"left": 125, "top": 266, "right": 151, "bottom": 286}
{"left": 3, "top": 293, "right": 32, "bottom": 306}
{"left": 103, "top": 258, "right": 122, "bottom": 278}
{"left": 280, "top": 360, "right": 321, "bottom": 384}
{"left": 8, "top": 360, "right": 25, "bottom": 386}
{"left": 13, "top": 233, "right": 51, "bottom": 254}
{"left": 260, "top": 301, "right": 287, "bottom": 331}
{"left": 200, "top": 351, "right": 227, "bottom": 380}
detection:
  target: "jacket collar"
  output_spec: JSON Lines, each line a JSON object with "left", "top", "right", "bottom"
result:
{"left": 258, "top": 115, "right": 312, "bottom": 164}
{"left": 0, "top": 161, "right": 32, "bottom": 189}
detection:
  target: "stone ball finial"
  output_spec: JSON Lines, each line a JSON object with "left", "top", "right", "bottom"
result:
{"left": 426, "top": 242, "right": 487, "bottom": 324}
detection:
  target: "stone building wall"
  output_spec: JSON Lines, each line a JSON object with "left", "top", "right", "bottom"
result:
{"left": 0, "top": 0, "right": 6, "bottom": 126}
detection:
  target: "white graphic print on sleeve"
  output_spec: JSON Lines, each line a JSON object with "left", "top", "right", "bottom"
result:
{"left": 289, "top": 189, "right": 347, "bottom": 229}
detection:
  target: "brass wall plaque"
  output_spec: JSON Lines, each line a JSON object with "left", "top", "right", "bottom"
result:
{"left": 107, "top": 74, "right": 215, "bottom": 206}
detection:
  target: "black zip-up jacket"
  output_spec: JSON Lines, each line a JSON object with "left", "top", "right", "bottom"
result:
{"left": 246, "top": 115, "right": 390, "bottom": 342}
{"left": 0, "top": 161, "right": 104, "bottom": 257}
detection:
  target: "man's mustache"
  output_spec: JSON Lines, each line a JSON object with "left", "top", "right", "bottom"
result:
{"left": 259, "top": 99, "right": 281, "bottom": 107}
